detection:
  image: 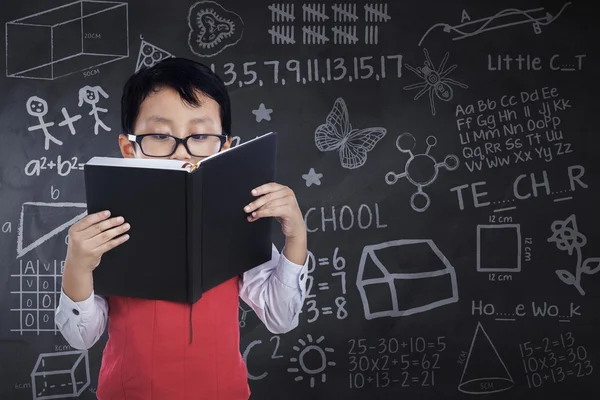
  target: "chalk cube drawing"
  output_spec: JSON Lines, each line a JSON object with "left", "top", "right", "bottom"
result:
{"left": 6, "top": 1, "right": 129, "bottom": 80}
{"left": 356, "top": 239, "right": 458, "bottom": 319}
{"left": 31, "top": 351, "right": 90, "bottom": 399}
{"left": 477, "top": 224, "right": 522, "bottom": 272}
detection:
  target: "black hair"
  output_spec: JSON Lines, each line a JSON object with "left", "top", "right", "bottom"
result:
{"left": 120, "top": 57, "right": 231, "bottom": 136}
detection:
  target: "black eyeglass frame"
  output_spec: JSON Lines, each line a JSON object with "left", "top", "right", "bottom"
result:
{"left": 127, "top": 133, "right": 228, "bottom": 157}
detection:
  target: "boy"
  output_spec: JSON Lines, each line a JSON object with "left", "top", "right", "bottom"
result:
{"left": 55, "top": 58, "right": 308, "bottom": 400}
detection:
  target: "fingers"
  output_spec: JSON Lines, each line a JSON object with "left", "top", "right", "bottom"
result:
{"left": 251, "top": 182, "right": 283, "bottom": 197}
{"left": 71, "top": 210, "right": 111, "bottom": 232}
{"left": 247, "top": 198, "right": 289, "bottom": 221}
{"left": 84, "top": 216, "right": 127, "bottom": 240}
{"left": 248, "top": 205, "right": 288, "bottom": 221}
{"left": 245, "top": 184, "right": 289, "bottom": 213}
{"left": 89, "top": 223, "right": 131, "bottom": 248}
{"left": 94, "top": 231, "right": 130, "bottom": 254}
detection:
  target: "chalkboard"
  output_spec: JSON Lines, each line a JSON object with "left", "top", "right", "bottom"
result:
{"left": 1, "top": 0, "right": 599, "bottom": 399}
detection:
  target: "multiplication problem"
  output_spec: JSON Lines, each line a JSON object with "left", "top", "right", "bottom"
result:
{"left": 347, "top": 336, "right": 447, "bottom": 388}
{"left": 519, "top": 332, "right": 594, "bottom": 389}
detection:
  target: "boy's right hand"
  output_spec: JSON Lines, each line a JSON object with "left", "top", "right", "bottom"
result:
{"left": 66, "top": 210, "right": 130, "bottom": 272}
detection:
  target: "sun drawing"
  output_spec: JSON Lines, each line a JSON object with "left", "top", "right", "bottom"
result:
{"left": 287, "top": 334, "right": 336, "bottom": 388}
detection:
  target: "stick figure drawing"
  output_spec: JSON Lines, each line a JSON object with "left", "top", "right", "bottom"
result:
{"left": 78, "top": 85, "right": 111, "bottom": 135}
{"left": 26, "top": 96, "right": 62, "bottom": 150}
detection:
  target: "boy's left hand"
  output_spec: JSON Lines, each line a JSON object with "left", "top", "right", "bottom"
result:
{"left": 245, "top": 182, "right": 305, "bottom": 239}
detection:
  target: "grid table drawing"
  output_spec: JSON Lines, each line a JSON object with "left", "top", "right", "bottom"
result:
{"left": 11, "top": 259, "right": 65, "bottom": 334}
{"left": 10, "top": 201, "right": 87, "bottom": 334}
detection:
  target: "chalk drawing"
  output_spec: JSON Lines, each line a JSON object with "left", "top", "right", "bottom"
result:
{"left": 77, "top": 86, "right": 110, "bottom": 135}
{"left": 58, "top": 107, "right": 82, "bottom": 136}
{"left": 364, "top": 3, "right": 391, "bottom": 23}
{"left": 333, "top": 4, "right": 358, "bottom": 22}
{"left": 458, "top": 322, "right": 514, "bottom": 394}
{"left": 268, "top": 3, "right": 390, "bottom": 45}
{"left": 477, "top": 224, "right": 522, "bottom": 272}
{"left": 31, "top": 351, "right": 90, "bottom": 399}
{"left": 302, "top": 168, "right": 323, "bottom": 187}
{"left": 230, "top": 136, "right": 241, "bottom": 147}
{"left": 252, "top": 103, "right": 273, "bottom": 122}
{"left": 418, "top": 3, "right": 572, "bottom": 46}
{"left": 385, "top": 133, "right": 459, "bottom": 212}
{"left": 332, "top": 26, "right": 357, "bottom": 44}
{"left": 548, "top": 214, "right": 600, "bottom": 296}
{"left": 268, "top": 4, "right": 296, "bottom": 44}
{"left": 356, "top": 239, "right": 458, "bottom": 319}
{"left": 303, "top": 4, "right": 329, "bottom": 22}
{"left": 188, "top": 1, "right": 244, "bottom": 57}
{"left": 17, "top": 202, "right": 87, "bottom": 258}
{"left": 6, "top": 1, "right": 129, "bottom": 80}
{"left": 269, "top": 4, "right": 296, "bottom": 22}
{"left": 403, "top": 48, "right": 468, "bottom": 116}
{"left": 288, "top": 334, "right": 336, "bottom": 388}
{"left": 315, "top": 97, "right": 386, "bottom": 170}
{"left": 135, "top": 36, "right": 174, "bottom": 72}
{"left": 10, "top": 259, "right": 64, "bottom": 334}
{"left": 303, "top": 26, "right": 330, "bottom": 44}
{"left": 26, "top": 96, "right": 61, "bottom": 150}
{"left": 239, "top": 301, "right": 254, "bottom": 328}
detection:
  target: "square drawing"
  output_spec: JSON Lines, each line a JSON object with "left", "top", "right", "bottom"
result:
{"left": 477, "top": 224, "right": 522, "bottom": 273}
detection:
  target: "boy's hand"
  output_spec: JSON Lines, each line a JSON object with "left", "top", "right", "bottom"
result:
{"left": 66, "top": 210, "right": 131, "bottom": 272}
{"left": 245, "top": 182, "right": 306, "bottom": 239}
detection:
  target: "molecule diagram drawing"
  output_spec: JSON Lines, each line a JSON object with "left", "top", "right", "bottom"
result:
{"left": 385, "top": 133, "right": 459, "bottom": 212}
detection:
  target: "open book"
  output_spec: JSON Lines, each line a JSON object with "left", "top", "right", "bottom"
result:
{"left": 83, "top": 132, "right": 277, "bottom": 303}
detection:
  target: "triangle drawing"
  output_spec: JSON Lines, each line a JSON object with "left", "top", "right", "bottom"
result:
{"left": 17, "top": 202, "right": 87, "bottom": 258}
{"left": 458, "top": 322, "right": 514, "bottom": 394}
{"left": 135, "top": 39, "right": 174, "bottom": 72}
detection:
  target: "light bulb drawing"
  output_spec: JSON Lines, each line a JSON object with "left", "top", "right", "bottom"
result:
{"left": 385, "top": 133, "right": 459, "bottom": 212}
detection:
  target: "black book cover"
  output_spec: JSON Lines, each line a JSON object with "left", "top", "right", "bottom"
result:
{"left": 84, "top": 132, "right": 277, "bottom": 303}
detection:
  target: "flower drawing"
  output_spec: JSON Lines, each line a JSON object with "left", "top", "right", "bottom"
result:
{"left": 548, "top": 214, "right": 600, "bottom": 296}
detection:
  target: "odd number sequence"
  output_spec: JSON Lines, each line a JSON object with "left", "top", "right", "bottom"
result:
{"left": 210, "top": 55, "right": 402, "bottom": 88}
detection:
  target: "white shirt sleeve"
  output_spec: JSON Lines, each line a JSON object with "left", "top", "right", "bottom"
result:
{"left": 54, "top": 244, "right": 308, "bottom": 344}
{"left": 239, "top": 244, "right": 308, "bottom": 334}
{"left": 54, "top": 289, "right": 108, "bottom": 350}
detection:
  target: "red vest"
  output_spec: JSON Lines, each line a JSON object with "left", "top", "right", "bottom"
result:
{"left": 96, "top": 277, "right": 250, "bottom": 400}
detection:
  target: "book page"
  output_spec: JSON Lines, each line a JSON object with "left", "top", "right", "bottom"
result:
{"left": 194, "top": 131, "right": 276, "bottom": 164}
{"left": 85, "top": 156, "right": 189, "bottom": 171}
{"left": 85, "top": 132, "right": 275, "bottom": 171}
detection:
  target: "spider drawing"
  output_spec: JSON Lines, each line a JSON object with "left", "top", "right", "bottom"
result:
{"left": 403, "top": 48, "right": 468, "bottom": 116}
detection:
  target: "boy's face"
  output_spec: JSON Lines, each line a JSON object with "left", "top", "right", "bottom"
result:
{"left": 118, "top": 86, "right": 231, "bottom": 163}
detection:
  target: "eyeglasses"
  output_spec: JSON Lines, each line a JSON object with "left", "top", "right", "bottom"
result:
{"left": 128, "top": 133, "right": 227, "bottom": 157}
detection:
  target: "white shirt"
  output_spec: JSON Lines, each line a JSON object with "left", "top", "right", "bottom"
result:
{"left": 55, "top": 244, "right": 308, "bottom": 350}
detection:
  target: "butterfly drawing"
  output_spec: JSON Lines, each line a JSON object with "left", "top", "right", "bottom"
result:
{"left": 314, "top": 98, "right": 387, "bottom": 170}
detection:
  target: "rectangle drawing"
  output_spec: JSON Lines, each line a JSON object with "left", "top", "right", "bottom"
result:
{"left": 6, "top": 1, "right": 129, "bottom": 80}
{"left": 477, "top": 224, "right": 522, "bottom": 272}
